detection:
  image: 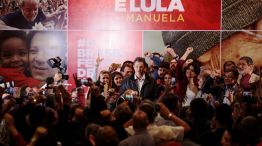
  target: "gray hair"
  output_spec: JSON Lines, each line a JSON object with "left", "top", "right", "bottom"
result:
{"left": 20, "top": 0, "right": 40, "bottom": 7}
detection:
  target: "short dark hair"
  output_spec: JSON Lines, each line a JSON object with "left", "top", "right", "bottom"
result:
{"left": 139, "top": 100, "right": 157, "bottom": 123}
{"left": 223, "top": 61, "right": 236, "bottom": 71}
{"left": 133, "top": 57, "right": 147, "bottom": 67}
{"left": 159, "top": 61, "right": 170, "bottom": 69}
{"left": 120, "top": 64, "right": 133, "bottom": 72}
{"left": 122, "top": 60, "right": 133, "bottom": 66}
{"left": 95, "top": 126, "right": 119, "bottom": 146}
{"left": 224, "top": 69, "right": 239, "bottom": 80}
{"left": 239, "top": 56, "right": 253, "bottom": 65}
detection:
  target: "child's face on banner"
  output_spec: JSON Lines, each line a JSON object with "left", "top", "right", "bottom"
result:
{"left": 29, "top": 32, "right": 64, "bottom": 81}
{"left": 0, "top": 37, "right": 28, "bottom": 72}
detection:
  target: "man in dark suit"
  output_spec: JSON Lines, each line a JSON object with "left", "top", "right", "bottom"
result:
{"left": 120, "top": 57, "right": 159, "bottom": 101}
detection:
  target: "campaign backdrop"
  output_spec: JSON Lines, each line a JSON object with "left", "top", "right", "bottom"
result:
{"left": 68, "top": 0, "right": 221, "bottom": 30}
{"left": 0, "top": 0, "right": 261, "bottom": 89}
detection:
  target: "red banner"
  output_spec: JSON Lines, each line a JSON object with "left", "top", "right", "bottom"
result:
{"left": 69, "top": 0, "right": 221, "bottom": 30}
{"left": 68, "top": 31, "right": 142, "bottom": 87}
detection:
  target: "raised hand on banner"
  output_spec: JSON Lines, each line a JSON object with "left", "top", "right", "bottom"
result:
{"left": 186, "top": 47, "right": 194, "bottom": 53}
{"left": 96, "top": 55, "right": 104, "bottom": 66}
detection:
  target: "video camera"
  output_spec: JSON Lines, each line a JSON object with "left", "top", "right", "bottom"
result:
{"left": 47, "top": 56, "right": 69, "bottom": 80}
{"left": 80, "top": 77, "right": 93, "bottom": 86}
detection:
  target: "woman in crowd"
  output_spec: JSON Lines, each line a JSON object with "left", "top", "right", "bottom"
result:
{"left": 175, "top": 47, "right": 200, "bottom": 108}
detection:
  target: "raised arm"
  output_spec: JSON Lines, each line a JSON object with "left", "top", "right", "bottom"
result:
{"left": 180, "top": 47, "right": 194, "bottom": 61}
{"left": 91, "top": 55, "right": 104, "bottom": 82}
{"left": 44, "top": 5, "right": 67, "bottom": 21}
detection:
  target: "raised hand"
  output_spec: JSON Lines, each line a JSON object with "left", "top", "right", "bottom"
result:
{"left": 186, "top": 47, "right": 194, "bottom": 53}
{"left": 185, "top": 59, "right": 193, "bottom": 65}
{"left": 96, "top": 55, "right": 104, "bottom": 66}
{"left": 144, "top": 51, "right": 151, "bottom": 57}
{"left": 73, "top": 73, "right": 82, "bottom": 87}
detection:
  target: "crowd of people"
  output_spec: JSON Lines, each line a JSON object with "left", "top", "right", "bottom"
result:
{"left": 0, "top": 0, "right": 67, "bottom": 29}
{"left": 0, "top": 44, "right": 262, "bottom": 146}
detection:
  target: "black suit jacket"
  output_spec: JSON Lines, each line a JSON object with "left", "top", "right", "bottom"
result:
{"left": 120, "top": 73, "right": 159, "bottom": 101}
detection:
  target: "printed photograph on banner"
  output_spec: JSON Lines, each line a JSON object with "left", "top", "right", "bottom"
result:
{"left": 221, "top": 30, "right": 262, "bottom": 70}
{"left": 67, "top": 31, "right": 142, "bottom": 87}
{"left": 0, "top": 30, "right": 67, "bottom": 87}
{"left": 68, "top": 0, "right": 221, "bottom": 30}
{"left": 143, "top": 31, "right": 221, "bottom": 70}
{"left": 222, "top": 0, "right": 262, "bottom": 31}
{"left": 0, "top": 0, "right": 67, "bottom": 30}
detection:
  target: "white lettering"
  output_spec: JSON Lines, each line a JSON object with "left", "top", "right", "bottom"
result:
{"left": 156, "top": 0, "right": 166, "bottom": 12}
{"left": 115, "top": 0, "right": 126, "bottom": 12}
{"left": 168, "top": 0, "right": 184, "bottom": 12}
{"left": 115, "top": 0, "right": 184, "bottom": 12}
{"left": 141, "top": 0, "right": 155, "bottom": 12}
{"left": 130, "top": 0, "right": 140, "bottom": 12}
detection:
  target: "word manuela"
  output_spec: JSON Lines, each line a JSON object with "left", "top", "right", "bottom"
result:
{"left": 115, "top": 0, "right": 185, "bottom": 22}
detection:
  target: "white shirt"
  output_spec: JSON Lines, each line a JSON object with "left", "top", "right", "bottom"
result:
{"left": 125, "top": 124, "right": 184, "bottom": 143}
{"left": 183, "top": 85, "right": 197, "bottom": 107}
{"left": 134, "top": 74, "right": 145, "bottom": 95}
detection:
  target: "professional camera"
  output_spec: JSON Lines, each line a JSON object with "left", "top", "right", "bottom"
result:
{"left": 47, "top": 56, "right": 69, "bottom": 80}
{"left": 80, "top": 77, "right": 93, "bottom": 86}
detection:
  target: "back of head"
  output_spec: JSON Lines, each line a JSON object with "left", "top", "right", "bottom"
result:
{"left": 95, "top": 126, "right": 119, "bottom": 146}
{"left": 190, "top": 98, "right": 208, "bottom": 121}
{"left": 215, "top": 104, "right": 233, "bottom": 128}
{"left": 162, "top": 93, "right": 178, "bottom": 112}
{"left": 85, "top": 123, "right": 100, "bottom": 139}
{"left": 132, "top": 110, "right": 149, "bottom": 131}
{"left": 139, "top": 99, "right": 157, "bottom": 123}
{"left": 159, "top": 61, "right": 170, "bottom": 69}
{"left": 234, "top": 116, "right": 260, "bottom": 145}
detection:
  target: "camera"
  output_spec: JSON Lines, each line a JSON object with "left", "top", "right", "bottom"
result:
{"left": 80, "top": 77, "right": 93, "bottom": 86}
{"left": 243, "top": 91, "right": 253, "bottom": 97}
{"left": 125, "top": 94, "right": 133, "bottom": 103}
{"left": 47, "top": 56, "right": 69, "bottom": 80}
